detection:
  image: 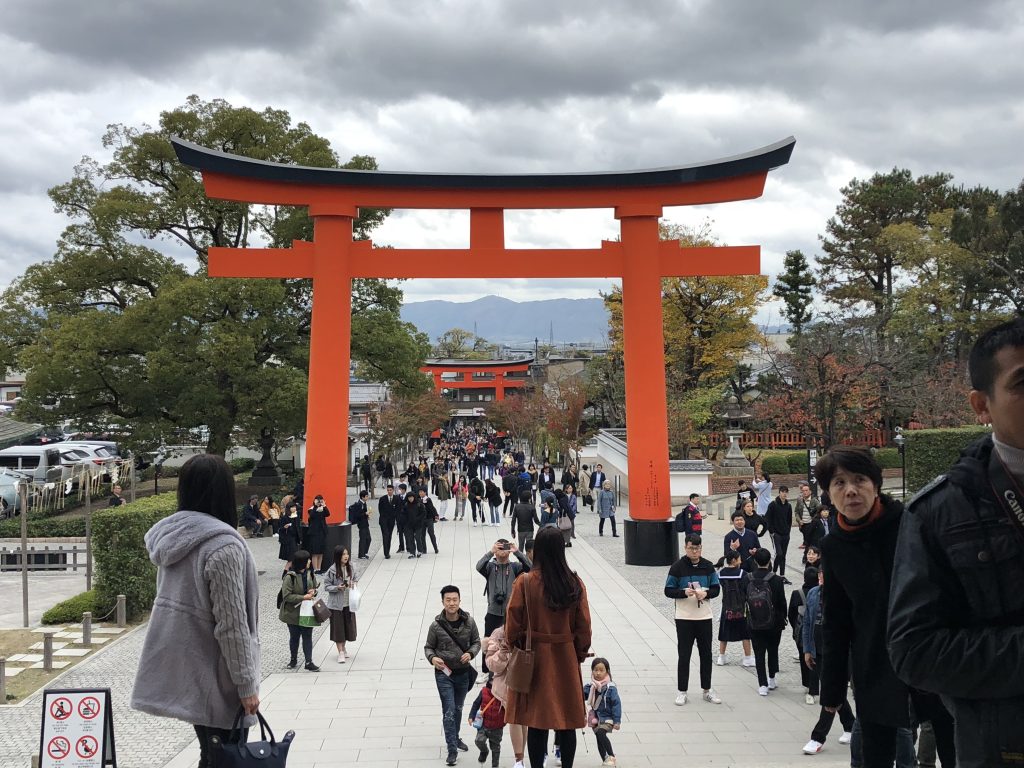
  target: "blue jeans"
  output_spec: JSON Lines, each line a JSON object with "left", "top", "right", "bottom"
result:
{"left": 850, "top": 720, "right": 915, "bottom": 768}
{"left": 435, "top": 668, "right": 474, "bottom": 751}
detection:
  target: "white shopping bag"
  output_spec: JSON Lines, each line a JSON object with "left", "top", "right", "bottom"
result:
{"left": 349, "top": 587, "right": 361, "bottom": 612}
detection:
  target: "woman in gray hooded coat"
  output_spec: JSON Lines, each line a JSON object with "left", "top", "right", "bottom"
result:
{"left": 131, "top": 454, "right": 260, "bottom": 768}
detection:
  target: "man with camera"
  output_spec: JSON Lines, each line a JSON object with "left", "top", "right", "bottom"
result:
{"left": 475, "top": 538, "right": 531, "bottom": 673}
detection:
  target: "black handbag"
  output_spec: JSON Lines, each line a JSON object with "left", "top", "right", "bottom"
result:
{"left": 209, "top": 708, "right": 294, "bottom": 767}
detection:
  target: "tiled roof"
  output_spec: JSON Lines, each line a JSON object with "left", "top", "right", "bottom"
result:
{"left": 0, "top": 416, "right": 42, "bottom": 450}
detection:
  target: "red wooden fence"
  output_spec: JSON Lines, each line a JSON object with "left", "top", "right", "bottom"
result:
{"left": 705, "top": 429, "right": 892, "bottom": 449}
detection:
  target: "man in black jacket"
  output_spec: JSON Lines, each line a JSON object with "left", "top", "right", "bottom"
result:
{"left": 378, "top": 485, "right": 400, "bottom": 559}
{"left": 889, "top": 318, "right": 1024, "bottom": 768}
{"left": 404, "top": 491, "right": 424, "bottom": 558}
{"left": 501, "top": 470, "right": 517, "bottom": 517}
{"left": 764, "top": 486, "right": 794, "bottom": 584}
{"left": 418, "top": 487, "right": 440, "bottom": 554}
{"left": 348, "top": 490, "right": 371, "bottom": 559}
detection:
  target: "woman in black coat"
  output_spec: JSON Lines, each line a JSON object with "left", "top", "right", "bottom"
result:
{"left": 305, "top": 494, "right": 330, "bottom": 572}
{"left": 816, "top": 447, "right": 908, "bottom": 767}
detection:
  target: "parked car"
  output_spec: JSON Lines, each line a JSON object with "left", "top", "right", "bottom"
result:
{"left": 0, "top": 446, "right": 69, "bottom": 487}
{"left": 59, "top": 442, "right": 119, "bottom": 480}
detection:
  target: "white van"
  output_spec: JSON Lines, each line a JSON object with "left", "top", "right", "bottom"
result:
{"left": 0, "top": 446, "right": 68, "bottom": 486}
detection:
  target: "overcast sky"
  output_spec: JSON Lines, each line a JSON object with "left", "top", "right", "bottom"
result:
{"left": 2, "top": 0, "right": 1022, "bottom": 325}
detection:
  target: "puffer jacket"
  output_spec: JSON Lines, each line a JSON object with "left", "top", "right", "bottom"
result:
{"left": 423, "top": 609, "right": 481, "bottom": 672}
{"left": 888, "top": 435, "right": 1024, "bottom": 768}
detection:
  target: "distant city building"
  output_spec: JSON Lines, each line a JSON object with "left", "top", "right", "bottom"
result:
{"left": 0, "top": 371, "right": 25, "bottom": 403}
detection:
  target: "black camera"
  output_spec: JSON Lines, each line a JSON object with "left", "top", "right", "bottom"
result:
{"left": 493, "top": 592, "right": 506, "bottom": 605}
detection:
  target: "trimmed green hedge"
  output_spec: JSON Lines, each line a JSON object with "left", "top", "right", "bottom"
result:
{"left": 905, "top": 426, "right": 991, "bottom": 494}
{"left": 786, "top": 452, "right": 809, "bottom": 474}
{"left": 0, "top": 515, "right": 87, "bottom": 538}
{"left": 873, "top": 447, "right": 902, "bottom": 470}
{"left": 42, "top": 589, "right": 98, "bottom": 625}
{"left": 230, "top": 458, "right": 257, "bottom": 474}
{"left": 93, "top": 494, "right": 179, "bottom": 620}
{"left": 760, "top": 454, "right": 790, "bottom": 474}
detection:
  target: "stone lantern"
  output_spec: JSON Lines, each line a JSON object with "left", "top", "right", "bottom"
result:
{"left": 718, "top": 396, "right": 753, "bottom": 476}
{"left": 249, "top": 426, "right": 284, "bottom": 486}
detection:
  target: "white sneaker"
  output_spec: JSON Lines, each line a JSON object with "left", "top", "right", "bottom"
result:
{"left": 802, "top": 740, "right": 823, "bottom": 755}
{"left": 805, "top": 693, "right": 815, "bottom": 705}
{"left": 514, "top": 762, "right": 525, "bottom": 768}
{"left": 473, "top": 523, "right": 478, "bottom": 527}
{"left": 768, "top": 677, "right": 778, "bottom": 690}
{"left": 758, "top": 686, "right": 768, "bottom": 696}
{"left": 702, "top": 689, "right": 721, "bottom": 704}
{"left": 674, "top": 692, "right": 687, "bottom": 706}
{"left": 742, "top": 656, "right": 756, "bottom": 667}
{"left": 839, "top": 732, "right": 852, "bottom": 745}
{"left": 716, "top": 655, "right": 725, "bottom": 666}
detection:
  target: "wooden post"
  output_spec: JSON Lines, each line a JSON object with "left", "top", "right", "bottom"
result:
{"left": 0, "top": 657, "right": 6, "bottom": 702}
{"left": 43, "top": 633, "right": 54, "bottom": 671}
{"left": 129, "top": 451, "right": 137, "bottom": 503}
{"left": 85, "top": 481, "right": 92, "bottom": 591}
{"left": 20, "top": 481, "right": 28, "bottom": 629}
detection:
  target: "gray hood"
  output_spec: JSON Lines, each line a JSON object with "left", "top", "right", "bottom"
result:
{"left": 146, "top": 509, "right": 245, "bottom": 567}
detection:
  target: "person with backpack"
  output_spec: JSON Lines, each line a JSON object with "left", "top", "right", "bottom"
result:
{"left": 745, "top": 548, "right": 787, "bottom": 696}
{"left": 675, "top": 493, "right": 705, "bottom": 536}
{"left": 801, "top": 566, "right": 854, "bottom": 755}
{"left": 469, "top": 476, "right": 486, "bottom": 527}
{"left": 664, "top": 534, "right": 722, "bottom": 706}
{"left": 788, "top": 565, "right": 820, "bottom": 704}
{"left": 348, "top": 490, "right": 372, "bottom": 560}
{"left": 467, "top": 675, "right": 506, "bottom": 768}
{"left": 716, "top": 550, "right": 755, "bottom": 668}
{"left": 278, "top": 549, "right": 321, "bottom": 672}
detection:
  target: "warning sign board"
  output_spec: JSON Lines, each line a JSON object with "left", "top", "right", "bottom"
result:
{"left": 39, "top": 688, "right": 116, "bottom": 767}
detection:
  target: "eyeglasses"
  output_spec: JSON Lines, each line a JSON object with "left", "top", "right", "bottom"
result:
{"left": 685, "top": 545, "right": 702, "bottom": 551}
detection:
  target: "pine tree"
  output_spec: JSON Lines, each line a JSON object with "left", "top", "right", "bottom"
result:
{"left": 774, "top": 249, "right": 816, "bottom": 334}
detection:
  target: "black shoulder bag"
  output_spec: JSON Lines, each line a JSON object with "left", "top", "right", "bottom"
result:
{"left": 209, "top": 708, "right": 294, "bottom": 767}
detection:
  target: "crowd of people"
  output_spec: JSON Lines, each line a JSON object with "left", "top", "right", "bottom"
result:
{"left": 130, "top": 318, "right": 1024, "bottom": 768}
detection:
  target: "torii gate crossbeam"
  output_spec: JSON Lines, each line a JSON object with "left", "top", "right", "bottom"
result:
{"left": 173, "top": 136, "right": 794, "bottom": 565}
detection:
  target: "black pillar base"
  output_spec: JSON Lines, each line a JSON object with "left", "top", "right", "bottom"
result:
{"left": 623, "top": 518, "right": 679, "bottom": 566}
{"left": 324, "top": 522, "right": 353, "bottom": 557}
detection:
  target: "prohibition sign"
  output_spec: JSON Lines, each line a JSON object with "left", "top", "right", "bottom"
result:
{"left": 50, "top": 697, "right": 73, "bottom": 720}
{"left": 76, "top": 735, "right": 99, "bottom": 759}
{"left": 47, "top": 736, "right": 71, "bottom": 760}
{"left": 78, "top": 696, "right": 101, "bottom": 720}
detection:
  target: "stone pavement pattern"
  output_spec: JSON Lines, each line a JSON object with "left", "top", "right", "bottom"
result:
{"left": 1, "top": 496, "right": 850, "bottom": 767}
{"left": 163, "top": 507, "right": 851, "bottom": 768}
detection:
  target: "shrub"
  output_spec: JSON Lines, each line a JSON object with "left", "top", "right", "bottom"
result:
{"left": 0, "top": 515, "right": 87, "bottom": 538}
{"left": 93, "top": 494, "right": 179, "bottom": 620}
{"left": 760, "top": 454, "right": 791, "bottom": 475}
{"left": 786, "top": 452, "right": 810, "bottom": 475}
{"left": 905, "top": 426, "right": 991, "bottom": 494}
{"left": 42, "top": 589, "right": 98, "bottom": 625}
{"left": 873, "top": 447, "right": 902, "bottom": 470}
{"left": 229, "top": 458, "right": 256, "bottom": 474}
{"left": 139, "top": 465, "right": 181, "bottom": 481}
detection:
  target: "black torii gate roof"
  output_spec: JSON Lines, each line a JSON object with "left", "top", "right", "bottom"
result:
{"left": 171, "top": 136, "right": 795, "bottom": 190}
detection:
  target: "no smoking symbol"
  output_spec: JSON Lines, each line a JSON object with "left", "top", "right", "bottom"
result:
{"left": 50, "top": 697, "right": 73, "bottom": 720}
{"left": 78, "top": 697, "right": 100, "bottom": 719}
{"left": 47, "top": 737, "right": 71, "bottom": 760}
{"left": 76, "top": 736, "right": 98, "bottom": 759}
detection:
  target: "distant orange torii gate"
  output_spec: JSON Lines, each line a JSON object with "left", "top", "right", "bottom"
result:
{"left": 172, "top": 136, "right": 795, "bottom": 564}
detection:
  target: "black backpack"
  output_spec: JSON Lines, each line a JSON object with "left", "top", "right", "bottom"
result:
{"left": 720, "top": 573, "right": 747, "bottom": 620}
{"left": 673, "top": 511, "right": 688, "bottom": 533}
{"left": 745, "top": 575, "right": 776, "bottom": 631}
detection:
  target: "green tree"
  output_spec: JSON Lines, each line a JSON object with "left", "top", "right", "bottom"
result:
{"left": 432, "top": 327, "right": 497, "bottom": 360}
{"left": 774, "top": 249, "right": 816, "bottom": 334}
{"left": 2, "top": 96, "right": 428, "bottom": 454}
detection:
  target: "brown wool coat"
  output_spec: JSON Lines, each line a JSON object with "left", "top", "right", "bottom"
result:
{"left": 504, "top": 569, "right": 592, "bottom": 730}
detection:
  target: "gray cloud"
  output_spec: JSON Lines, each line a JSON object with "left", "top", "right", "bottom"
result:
{"left": 2, "top": 0, "right": 1023, "bottom": 305}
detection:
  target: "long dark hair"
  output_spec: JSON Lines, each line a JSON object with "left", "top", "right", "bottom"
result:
{"left": 531, "top": 527, "right": 582, "bottom": 610}
{"left": 332, "top": 546, "right": 353, "bottom": 578}
{"left": 177, "top": 454, "right": 237, "bottom": 528}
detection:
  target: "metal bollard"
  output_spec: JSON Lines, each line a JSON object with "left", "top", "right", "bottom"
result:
{"left": 0, "top": 657, "right": 6, "bottom": 702}
{"left": 82, "top": 612, "right": 92, "bottom": 647}
{"left": 116, "top": 595, "right": 127, "bottom": 628}
{"left": 43, "top": 633, "right": 54, "bottom": 672}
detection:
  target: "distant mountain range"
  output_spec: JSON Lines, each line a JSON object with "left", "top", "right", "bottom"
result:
{"left": 400, "top": 295, "right": 610, "bottom": 344}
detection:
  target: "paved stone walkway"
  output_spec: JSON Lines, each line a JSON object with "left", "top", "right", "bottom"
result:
{"left": 1, "top": 497, "right": 851, "bottom": 768}
{"left": 162, "top": 508, "right": 851, "bottom": 768}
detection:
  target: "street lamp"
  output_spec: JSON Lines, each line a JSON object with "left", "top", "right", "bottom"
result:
{"left": 893, "top": 428, "right": 906, "bottom": 500}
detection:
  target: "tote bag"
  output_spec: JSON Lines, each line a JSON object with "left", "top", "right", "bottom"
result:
{"left": 298, "top": 600, "right": 320, "bottom": 628}
{"left": 505, "top": 581, "right": 535, "bottom": 693}
{"left": 348, "top": 586, "right": 362, "bottom": 612}
{"left": 209, "top": 708, "right": 294, "bottom": 768}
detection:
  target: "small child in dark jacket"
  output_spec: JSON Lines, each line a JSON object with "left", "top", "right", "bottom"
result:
{"left": 468, "top": 676, "right": 505, "bottom": 767}
{"left": 583, "top": 657, "right": 622, "bottom": 766}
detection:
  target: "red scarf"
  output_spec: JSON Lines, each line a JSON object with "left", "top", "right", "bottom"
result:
{"left": 837, "top": 496, "right": 883, "bottom": 532}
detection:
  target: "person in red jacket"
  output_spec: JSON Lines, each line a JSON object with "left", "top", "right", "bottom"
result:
{"left": 468, "top": 676, "right": 507, "bottom": 768}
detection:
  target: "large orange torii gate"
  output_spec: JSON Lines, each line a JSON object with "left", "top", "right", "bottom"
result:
{"left": 173, "top": 136, "right": 794, "bottom": 564}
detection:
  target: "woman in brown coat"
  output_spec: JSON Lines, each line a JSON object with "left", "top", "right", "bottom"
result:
{"left": 504, "top": 527, "right": 592, "bottom": 768}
